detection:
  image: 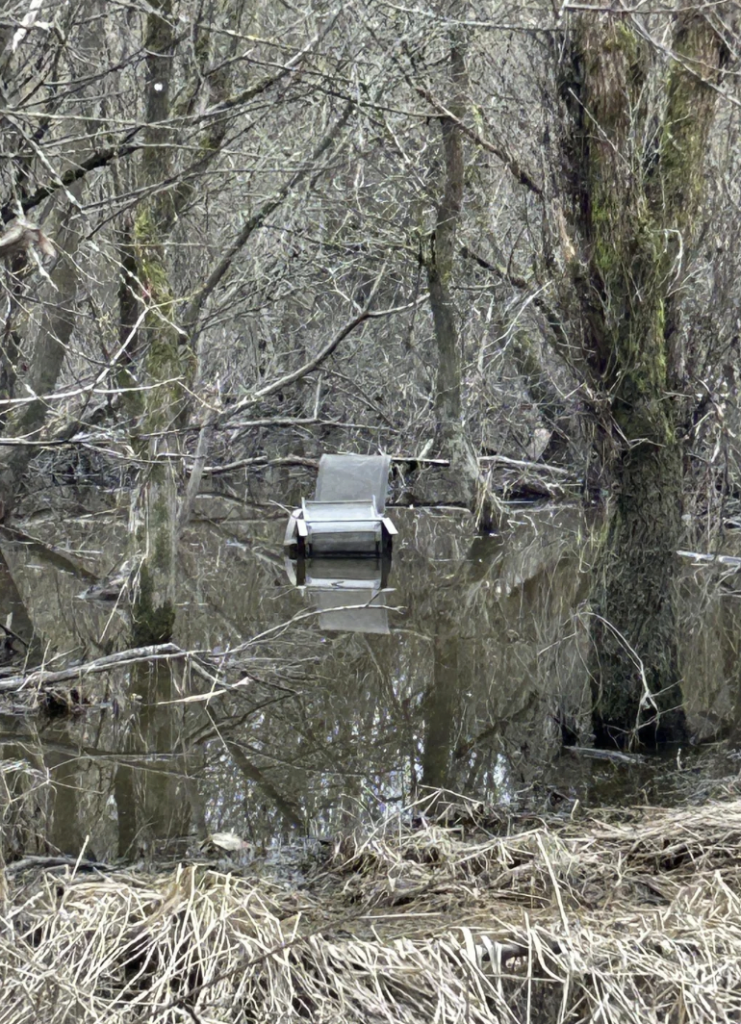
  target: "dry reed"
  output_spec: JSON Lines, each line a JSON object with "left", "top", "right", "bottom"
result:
{"left": 3, "top": 795, "right": 741, "bottom": 1022}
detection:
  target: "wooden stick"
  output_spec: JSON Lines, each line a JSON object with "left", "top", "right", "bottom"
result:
{"left": 0, "top": 643, "right": 185, "bottom": 692}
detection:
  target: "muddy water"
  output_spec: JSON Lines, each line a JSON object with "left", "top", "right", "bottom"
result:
{"left": 1, "top": 505, "right": 741, "bottom": 865}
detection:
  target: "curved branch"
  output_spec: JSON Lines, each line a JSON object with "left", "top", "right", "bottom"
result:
{"left": 414, "top": 84, "right": 543, "bottom": 196}
{"left": 219, "top": 290, "right": 427, "bottom": 421}
{"left": 181, "top": 99, "right": 354, "bottom": 339}
{"left": 1, "top": 133, "right": 145, "bottom": 224}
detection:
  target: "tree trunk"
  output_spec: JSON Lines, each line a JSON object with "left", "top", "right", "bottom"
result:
{"left": 128, "top": 0, "right": 188, "bottom": 645}
{"left": 591, "top": 441, "right": 684, "bottom": 745}
{"left": 561, "top": 8, "right": 726, "bottom": 743}
{"left": 426, "top": 18, "right": 498, "bottom": 530}
{"left": 0, "top": 202, "right": 82, "bottom": 517}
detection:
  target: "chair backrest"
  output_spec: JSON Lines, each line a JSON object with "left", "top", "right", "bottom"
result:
{"left": 314, "top": 454, "right": 391, "bottom": 512}
{"left": 302, "top": 497, "right": 378, "bottom": 525}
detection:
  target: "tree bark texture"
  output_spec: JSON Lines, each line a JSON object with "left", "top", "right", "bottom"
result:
{"left": 0, "top": 203, "right": 82, "bottom": 517}
{"left": 591, "top": 441, "right": 685, "bottom": 745}
{"left": 563, "top": 8, "right": 726, "bottom": 743}
{"left": 129, "top": 0, "right": 190, "bottom": 644}
{"left": 427, "top": 21, "right": 497, "bottom": 529}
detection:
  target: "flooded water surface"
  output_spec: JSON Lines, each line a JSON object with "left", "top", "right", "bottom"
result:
{"left": 2, "top": 503, "right": 741, "bottom": 866}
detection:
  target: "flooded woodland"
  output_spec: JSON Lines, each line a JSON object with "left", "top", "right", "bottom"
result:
{"left": 5, "top": 0, "right": 741, "bottom": 1020}
{"left": 5, "top": 491, "right": 741, "bottom": 867}
{"left": 5, "top": 475, "right": 741, "bottom": 1023}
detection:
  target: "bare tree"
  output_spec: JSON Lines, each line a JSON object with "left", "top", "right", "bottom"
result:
{"left": 555, "top": 6, "right": 729, "bottom": 743}
{"left": 419, "top": 10, "right": 499, "bottom": 528}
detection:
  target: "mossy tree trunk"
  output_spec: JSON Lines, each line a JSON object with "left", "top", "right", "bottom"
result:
{"left": 127, "top": 0, "right": 183, "bottom": 644}
{"left": 126, "top": 0, "right": 235, "bottom": 644}
{"left": 125, "top": 5, "right": 329, "bottom": 643}
{"left": 562, "top": 9, "right": 726, "bottom": 744}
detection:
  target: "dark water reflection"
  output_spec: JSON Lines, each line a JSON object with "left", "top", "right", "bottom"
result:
{"left": 2, "top": 505, "right": 741, "bottom": 864}
{"left": 287, "top": 553, "right": 393, "bottom": 632}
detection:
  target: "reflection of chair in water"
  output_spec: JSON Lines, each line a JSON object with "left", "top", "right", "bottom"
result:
{"left": 284, "top": 454, "right": 396, "bottom": 558}
{"left": 297, "top": 557, "right": 392, "bottom": 633}
{"left": 284, "top": 555, "right": 393, "bottom": 633}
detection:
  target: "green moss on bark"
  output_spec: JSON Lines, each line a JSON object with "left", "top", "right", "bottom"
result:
{"left": 567, "top": 11, "right": 725, "bottom": 742}
{"left": 132, "top": 205, "right": 191, "bottom": 431}
{"left": 131, "top": 564, "right": 175, "bottom": 646}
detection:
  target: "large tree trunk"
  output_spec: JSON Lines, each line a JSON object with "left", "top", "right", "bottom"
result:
{"left": 561, "top": 8, "right": 726, "bottom": 744}
{"left": 591, "top": 442, "right": 684, "bottom": 745}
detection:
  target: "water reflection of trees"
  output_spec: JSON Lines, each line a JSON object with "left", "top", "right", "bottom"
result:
{"left": 3, "top": 508, "right": 741, "bottom": 861}
{"left": 181, "top": 509, "right": 591, "bottom": 839}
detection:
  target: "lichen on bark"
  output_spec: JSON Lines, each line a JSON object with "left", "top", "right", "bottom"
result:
{"left": 131, "top": 563, "right": 175, "bottom": 647}
{"left": 563, "top": 8, "right": 726, "bottom": 744}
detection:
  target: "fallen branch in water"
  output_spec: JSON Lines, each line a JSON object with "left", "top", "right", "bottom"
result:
{"left": 201, "top": 454, "right": 319, "bottom": 476}
{"left": 0, "top": 643, "right": 202, "bottom": 692}
{"left": 565, "top": 745, "right": 647, "bottom": 766}
{"left": 391, "top": 452, "right": 574, "bottom": 477}
{"left": 199, "top": 451, "right": 576, "bottom": 480}
{"left": 678, "top": 549, "right": 741, "bottom": 568}
{"left": 478, "top": 453, "right": 573, "bottom": 477}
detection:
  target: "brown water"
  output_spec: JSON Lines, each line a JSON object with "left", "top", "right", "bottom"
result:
{"left": 1, "top": 504, "right": 740, "bottom": 866}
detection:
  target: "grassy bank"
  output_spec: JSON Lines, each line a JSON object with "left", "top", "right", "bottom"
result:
{"left": 3, "top": 795, "right": 741, "bottom": 1022}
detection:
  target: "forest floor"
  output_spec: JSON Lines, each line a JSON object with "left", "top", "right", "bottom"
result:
{"left": 3, "top": 793, "right": 741, "bottom": 1023}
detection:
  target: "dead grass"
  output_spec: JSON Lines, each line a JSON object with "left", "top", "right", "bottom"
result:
{"left": 3, "top": 795, "right": 741, "bottom": 1022}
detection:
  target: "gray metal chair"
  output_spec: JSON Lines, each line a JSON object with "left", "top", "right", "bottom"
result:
{"left": 284, "top": 454, "right": 396, "bottom": 558}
